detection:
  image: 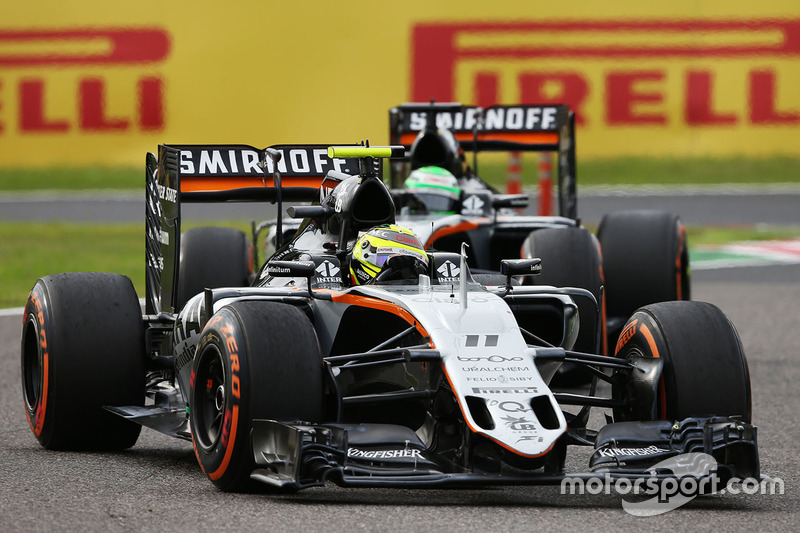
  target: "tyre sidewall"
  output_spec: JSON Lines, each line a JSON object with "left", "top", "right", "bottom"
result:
{"left": 21, "top": 281, "right": 54, "bottom": 446}
{"left": 613, "top": 309, "right": 670, "bottom": 421}
{"left": 20, "top": 273, "right": 145, "bottom": 450}
{"left": 615, "top": 302, "right": 751, "bottom": 423}
{"left": 191, "top": 308, "right": 250, "bottom": 490}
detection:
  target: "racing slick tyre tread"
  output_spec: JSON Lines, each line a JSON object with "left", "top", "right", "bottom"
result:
{"left": 190, "top": 301, "right": 324, "bottom": 492}
{"left": 176, "top": 226, "right": 251, "bottom": 309}
{"left": 21, "top": 272, "right": 145, "bottom": 450}
{"left": 522, "top": 227, "right": 605, "bottom": 355}
{"left": 597, "top": 210, "right": 690, "bottom": 320}
{"left": 613, "top": 301, "right": 751, "bottom": 423}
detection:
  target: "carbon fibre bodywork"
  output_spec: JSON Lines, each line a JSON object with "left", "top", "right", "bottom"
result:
{"left": 105, "top": 143, "right": 760, "bottom": 492}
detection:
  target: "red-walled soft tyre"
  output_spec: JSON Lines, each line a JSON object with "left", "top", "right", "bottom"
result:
{"left": 613, "top": 301, "right": 751, "bottom": 423}
{"left": 20, "top": 272, "right": 145, "bottom": 450}
{"left": 190, "top": 301, "right": 324, "bottom": 492}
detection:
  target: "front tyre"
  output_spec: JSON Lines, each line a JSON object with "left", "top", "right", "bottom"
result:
{"left": 190, "top": 302, "right": 324, "bottom": 492}
{"left": 21, "top": 272, "right": 145, "bottom": 450}
{"left": 613, "top": 301, "right": 751, "bottom": 423}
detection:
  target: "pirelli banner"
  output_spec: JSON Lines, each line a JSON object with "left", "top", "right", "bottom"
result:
{"left": 1, "top": 1, "right": 799, "bottom": 167}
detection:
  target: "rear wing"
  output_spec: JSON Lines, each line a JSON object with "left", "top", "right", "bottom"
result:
{"left": 145, "top": 144, "right": 360, "bottom": 315}
{"left": 388, "top": 103, "right": 577, "bottom": 219}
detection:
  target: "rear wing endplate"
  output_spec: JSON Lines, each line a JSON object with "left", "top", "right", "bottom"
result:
{"left": 145, "top": 144, "right": 360, "bottom": 314}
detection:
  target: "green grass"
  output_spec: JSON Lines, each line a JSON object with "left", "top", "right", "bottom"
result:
{"left": 0, "top": 223, "right": 144, "bottom": 309}
{"left": 575, "top": 156, "right": 800, "bottom": 186}
{"left": 484, "top": 155, "right": 800, "bottom": 188}
{"left": 0, "top": 167, "right": 141, "bottom": 191}
{"left": 0, "top": 221, "right": 254, "bottom": 309}
{"left": 2, "top": 156, "right": 800, "bottom": 191}
{"left": 2, "top": 221, "right": 798, "bottom": 309}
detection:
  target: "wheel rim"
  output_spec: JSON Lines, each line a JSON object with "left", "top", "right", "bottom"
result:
{"left": 193, "top": 345, "right": 226, "bottom": 451}
{"left": 22, "top": 316, "right": 42, "bottom": 413}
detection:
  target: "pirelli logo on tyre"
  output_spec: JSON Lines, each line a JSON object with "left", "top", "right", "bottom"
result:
{"left": 411, "top": 19, "right": 800, "bottom": 155}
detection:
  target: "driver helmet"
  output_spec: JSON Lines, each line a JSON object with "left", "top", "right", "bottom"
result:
{"left": 409, "top": 128, "right": 464, "bottom": 178}
{"left": 350, "top": 224, "right": 429, "bottom": 285}
{"left": 403, "top": 166, "right": 462, "bottom": 214}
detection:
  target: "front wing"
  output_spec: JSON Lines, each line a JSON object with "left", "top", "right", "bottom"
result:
{"left": 249, "top": 416, "right": 759, "bottom": 490}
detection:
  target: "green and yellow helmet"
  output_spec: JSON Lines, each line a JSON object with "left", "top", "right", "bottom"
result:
{"left": 403, "top": 166, "right": 462, "bottom": 214}
{"left": 350, "top": 224, "right": 429, "bottom": 285}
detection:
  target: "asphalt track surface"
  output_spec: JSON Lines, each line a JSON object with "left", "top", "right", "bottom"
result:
{"left": 1, "top": 189, "right": 798, "bottom": 530}
{"left": 1, "top": 272, "right": 799, "bottom": 532}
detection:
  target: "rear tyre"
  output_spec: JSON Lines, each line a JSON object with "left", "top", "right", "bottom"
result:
{"left": 21, "top": 272, "right": 145, "bottom": 450}
{"left": 176, "top": 227, "right": 251, "bottom": 309}
{"left": 613, "top": 301, "right": 751, "bottom": 423}
{"left": 598, "top": 210, "right": 690, "bottom": 321}
{"left": 190, "top": 302, "right": 324, "bottom": 492}
{"left": 522, "top": 227, "right": 605, "bottom": 355}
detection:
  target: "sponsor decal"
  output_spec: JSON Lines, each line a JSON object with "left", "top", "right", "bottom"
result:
{"left": 501, "top": 415, "right": 537, "bottom": 432}
{"left": 157, "top": 184, "right": 178, "bottom": 203}
{"left": 354, "top": 267, "right": 372, "bottom": 283}
{"left": 347, "top": 447, "right": 424, "bottom": 460}
{"left": 471, "top": 386, "right": 538, "bottom": 394}
{"left": 411, "top": 20, "right": 800, "bottom": 130}
{"left": 177, "top": 146, "right": 357, "bottom": 177}
{"left": 458, "top": 355, "right": 523, "bottom": 362}
{"left": 437, "top": 260, "right": 460, "bottom": 279}
{"left": 466, "top": 375, "right": 532, "bottom": 383}
{"left": 496, "top": 400, "right": 532, "bottom": 413}
{"left": 615, "top": 318, "right": 638, "bottom": 354}
{"left": 0, "top": 27, "right": 169, "bottom": 135}
{"left": 394, "top": 233, "right": 422, "bottom": 247}
{"left": 406, "top": 105, "right": 561, "bottom": 132}
{"left": 461, "top": 195, "right": 485, "bottom": 216}
{"left": 315, "top": 260, "right": 340, "bottom": 280}
{"left": 147, "top": 252, "right": 164, "bottom": 271}
{"left": 390, "top": 247, "right": 428, "bottom": 262}
{"left": 596, "top": 445, "right": 669, "bottom": 459}
{"left": 175, "top": 342, "right": 196, "bottom": 373}
{"left": 461, "top": 366, "right": 531, "bottom": 373}
{"left": 425, "top": 174, "right": 458, "bottom": 185}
